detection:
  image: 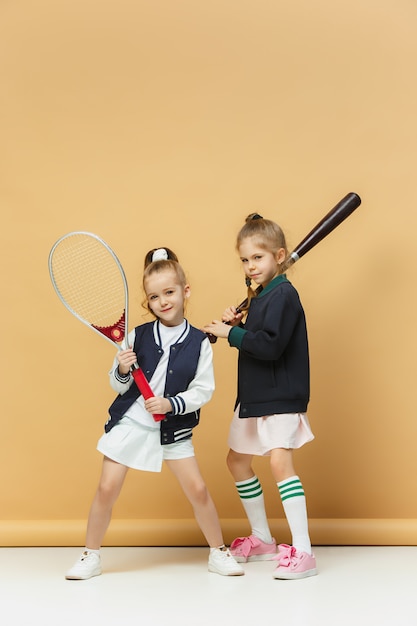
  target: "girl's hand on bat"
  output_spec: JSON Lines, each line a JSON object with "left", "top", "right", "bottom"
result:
{"left": 222, "top": 306, "right": 243, "bottom": 326}
{"left": 204, "top": 319, "right": 232, "bottom": 339}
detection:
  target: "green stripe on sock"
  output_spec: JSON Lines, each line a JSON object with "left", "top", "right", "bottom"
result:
{"left": 279, "top": 478, "right": 302, "bottom": 490}
{"left": 237, "top": 478, "right": 263, "bottom": 499}
{"left": 278, "top": 478, "right": 304, "bottom": 501}
{"left": 238, "top": 483, "right": 261, "bottom": 494}
{"left": 238, "top": 487, "right": 263, "bottom": 499}
{"left": 237, "top": 477, "right": 260, "bottom": 490}
{"left": 238, "top": 486, "right": 263, "bottom": 495}
{"left": 279, "top": 483, "right": 303, "bottom": 493}
{"left": 280, "top": 489, "right": 305, "bottom": 502}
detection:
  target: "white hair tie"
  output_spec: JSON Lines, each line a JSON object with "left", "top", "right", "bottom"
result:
{"left": 152, "top": 248, "right": 169, "bottom": 262}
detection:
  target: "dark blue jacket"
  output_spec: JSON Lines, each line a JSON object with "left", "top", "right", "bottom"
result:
{"left": 228, "top": 275, "right": 310, "bottom": 417}
{"left": 106, "top": 322, "right": 207, "bottom": 445}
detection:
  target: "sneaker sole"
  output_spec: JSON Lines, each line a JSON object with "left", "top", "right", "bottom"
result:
{"left": 65, "top": 570, "right": 102, "bottom": 580}
{"left": 273, "top": 567, "right": 317, "bottom": 580}
{"left": 208, "top": 565, "right": 245, "bottom": 576}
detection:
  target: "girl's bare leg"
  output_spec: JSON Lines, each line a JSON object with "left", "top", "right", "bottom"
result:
{"left": 85, "top": 456, "right": 129, "bottom": 549}
{"left": 269, "top": 447, "right": 296, "bottom": 483}
{"left": 226, "top": 448, "right": 254, "bottom": 481}
{"left": 165, "top": 457, "right": 223, "bottom": 547}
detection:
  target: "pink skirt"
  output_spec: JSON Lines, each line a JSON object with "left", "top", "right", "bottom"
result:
{"left": 228, "top": 405, "right": 314, "bottom": 456}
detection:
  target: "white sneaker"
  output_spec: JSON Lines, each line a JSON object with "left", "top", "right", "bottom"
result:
{"left": 65, "top": 550, "right": 102, "bottom": 580}
{"left": 208, "top": 547, "right": 245, "bottom": 576}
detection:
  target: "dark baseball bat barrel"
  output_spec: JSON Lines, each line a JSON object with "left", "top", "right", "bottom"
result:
{"left": 280, "top": 191, "right": 361, "bottom": 272}
{"left": 207, "top": 192, "right": 361, "bottom": 343}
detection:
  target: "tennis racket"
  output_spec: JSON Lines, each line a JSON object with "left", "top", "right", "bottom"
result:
{"left": 48, "top": 231, "right": 164, "bottom": 421}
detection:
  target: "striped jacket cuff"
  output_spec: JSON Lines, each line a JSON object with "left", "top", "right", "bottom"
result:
{"left": 114, "top": 368, "right": 131, "bottom": 383}
{"left": 167, "top": 395, "right": 186, "bottom": 415}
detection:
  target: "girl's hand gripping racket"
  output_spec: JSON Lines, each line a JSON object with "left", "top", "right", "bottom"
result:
{"left": 48, "top": 231, "right": 165, "bottom": 421}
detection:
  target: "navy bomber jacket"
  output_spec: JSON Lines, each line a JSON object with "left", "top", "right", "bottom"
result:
{"left": 228, "top": 275, "right": 310, "bottom": 418}
{"left": 105, "top": 321, "right": 213, "bottom": 445}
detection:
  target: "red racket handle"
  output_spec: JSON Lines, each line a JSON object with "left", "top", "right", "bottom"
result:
{"left": 132, "top": 368, "right": 165, "bottom": 422}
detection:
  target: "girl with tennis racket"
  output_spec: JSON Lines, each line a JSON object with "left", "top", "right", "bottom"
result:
{"left": 204, "top": 214, "right": 317, "bottom": 580}
{"left": 65, "top": 248, "right": 243, "bottom": 579}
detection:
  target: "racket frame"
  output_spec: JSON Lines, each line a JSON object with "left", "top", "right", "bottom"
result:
{"left": 48, "top": 231, "right": 164, "bottom": 421}
{"left": 48, "top": 231, "right": 130, "bottom": 350}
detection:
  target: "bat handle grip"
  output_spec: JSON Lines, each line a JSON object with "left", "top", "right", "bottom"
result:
{"left": 205, "top": 297, "right": 248, "bottom": 344}
{"left": 131, "top": 367, "right": 165, "bottom": 422}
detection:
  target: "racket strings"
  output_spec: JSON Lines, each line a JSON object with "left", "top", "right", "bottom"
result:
{"left": 50, "top": 235, "right": 127, "bottom": 331}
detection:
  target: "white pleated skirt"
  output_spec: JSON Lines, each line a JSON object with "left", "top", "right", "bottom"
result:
{"left": 97, "top": 416, "right": 195, "bottom": 473}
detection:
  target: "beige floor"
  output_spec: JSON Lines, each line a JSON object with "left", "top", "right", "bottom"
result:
{"left": 0, "top": 546, "right": 416, "bottom": 626}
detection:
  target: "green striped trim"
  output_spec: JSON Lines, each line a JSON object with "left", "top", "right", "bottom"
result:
{"left": 237, "top": 478, "right": 263, "bottom": 500}
{"left": 280, "top": 490, "right": 305, "bottom": 502}
{"left": 278, "top": 479, "right": 305, "bottom": 502}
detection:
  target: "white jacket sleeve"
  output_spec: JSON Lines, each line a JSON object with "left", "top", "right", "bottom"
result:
{"left": 167, "top": 337, "right": 215, "bottom": 415}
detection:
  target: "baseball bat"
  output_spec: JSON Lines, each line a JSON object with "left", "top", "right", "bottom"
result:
{"left": 279, "top": 191, "right": 361, "bottom": 272}
{"left": 207, "top": 191, "right": 361, "bottom": 343}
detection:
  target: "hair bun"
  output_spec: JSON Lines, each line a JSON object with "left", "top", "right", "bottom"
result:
{"left": 246, "top": 213, "right": 263, "bottom": 222}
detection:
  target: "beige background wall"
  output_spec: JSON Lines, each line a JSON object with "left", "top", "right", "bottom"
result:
{"left": 1, "top": 0, "right": 416, "bottom": 546}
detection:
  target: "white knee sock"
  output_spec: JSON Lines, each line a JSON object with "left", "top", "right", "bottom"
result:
{"left": 236, "top": 476, "right": 273, "bottom": 544}
{"left": 277, "top": 475, "right": 311, "bottom": 554}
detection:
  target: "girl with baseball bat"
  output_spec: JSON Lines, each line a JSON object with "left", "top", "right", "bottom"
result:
{"left": 204, "top": 213, "right": 317, "bottom": 579}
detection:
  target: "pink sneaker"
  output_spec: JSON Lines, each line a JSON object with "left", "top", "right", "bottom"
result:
{"left": 229, "top": 535, "right": 277, "bottom": 562}
{"left": 273, "top": 544, "right": 317, "bottom": 579}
